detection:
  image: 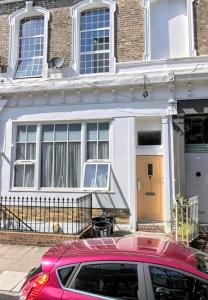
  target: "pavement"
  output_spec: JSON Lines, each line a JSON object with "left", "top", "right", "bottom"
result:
{"left": 0, "top": 244, "right": 48, "bottom": 299}
{"left": 0, "top": 231, "right": 167, "bottom": 299}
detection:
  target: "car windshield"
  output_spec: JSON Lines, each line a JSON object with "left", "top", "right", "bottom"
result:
{"left": 190, "top": 247, "right": 208, "bottom": 275}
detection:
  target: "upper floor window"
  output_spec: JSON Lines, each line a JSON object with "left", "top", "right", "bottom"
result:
{"left": 144, "top": 0, "right": 196, "bottom": 60}
{"left": 71, "top": 0, "right": 116, "bottom": 75}
{"left": 15, "top": 16, "right": 44, "bottom": 78}
{"left": 9, "top": 1, "right": 49, "bottom": 79}
{"left": 80, "top": 8, "right": 110, "bottom": 74}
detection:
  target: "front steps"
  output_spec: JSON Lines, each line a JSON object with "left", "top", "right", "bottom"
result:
{"left": 137, "top": 221, "right": 165, "bottom": 233}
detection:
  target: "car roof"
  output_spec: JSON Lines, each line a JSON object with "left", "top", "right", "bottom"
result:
{"left": 43, "top": 236, "right": 197, "bottom": 272}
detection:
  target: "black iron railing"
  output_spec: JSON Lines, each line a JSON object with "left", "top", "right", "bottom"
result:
{"left": 0, "top": 194, "right": 92, "bottom": 235}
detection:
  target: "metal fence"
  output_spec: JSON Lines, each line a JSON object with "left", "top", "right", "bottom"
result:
{"left": 172, "top": 196, "right": 199, "bottom": 244}
{"left": 0, "top": 194, "right": 92, "bottom": 235}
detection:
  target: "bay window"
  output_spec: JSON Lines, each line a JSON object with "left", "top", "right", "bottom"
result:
{"left": 13, "top": 121, "right": 110, "bottom": 191}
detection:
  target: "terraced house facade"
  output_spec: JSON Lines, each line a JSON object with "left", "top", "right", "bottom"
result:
{"left": 0, "top": 0, "right": 208, "bottom": 234}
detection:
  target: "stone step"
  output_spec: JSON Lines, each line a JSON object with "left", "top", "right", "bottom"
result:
{"left": 137, "top": 222, "right": 165, "bottom": 233}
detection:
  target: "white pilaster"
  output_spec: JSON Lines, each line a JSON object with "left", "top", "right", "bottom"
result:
{"left": 162, "top": 115, "right": 175, "bottom": 234}
{"left": 128, "top": 117, "right": 136, "bottom": 231}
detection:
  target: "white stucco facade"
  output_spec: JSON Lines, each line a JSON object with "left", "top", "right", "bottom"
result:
{"left": 1, "top": 0, "right": 208, "bottom": 232}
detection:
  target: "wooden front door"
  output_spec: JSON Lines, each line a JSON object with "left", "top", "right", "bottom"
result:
{"left": 137, "top": 155, "right": 164, "bottom": 221}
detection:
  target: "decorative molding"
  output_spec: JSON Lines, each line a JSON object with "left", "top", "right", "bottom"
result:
{"left": 168, "top": 71, "right": 175, "bottom": 104}
{"left": 70, "top": 0, "right": 116, "bottom": 74}
{"left": 187, "top": 82, "right": 192, "bottom": 97}
{"left": 8, "top": 1, "right": 50, "bottom": 79}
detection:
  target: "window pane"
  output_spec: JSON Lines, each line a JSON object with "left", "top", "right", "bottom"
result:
{"left": 41, "top": 143, "right": 53, "bottom": 187}
{"left": 27, "top": 125, "right": 36, "bottom": 142}
{"left": 54, "top": 142, "right": 67, "bottom": 188}
{"left": 149, "top": 266, "right": 198, "bottom": 300}
{"left": 42, "top": 125, "right": 54, "bottom": 141}
{"left": 138, "top": 131, "right": 161, "bottom": 146}
{"left": 55, "top": 124, "right": 67, "bottom": 141}
{"left": 68, "top": 124, "right": 81, "bottom": 141}
{"left": 26, "top": 143, "right": 36, "bottom": 160}
{"left": 74, "top": 263, "right": 138, "bottom": 299}
{"left": 17, "top": 126, "right": 26, "bottom": 142}
{"left": 87, "top": 123, "right": 97, "bottom": 140}
{"left": 58, "top": 266, "right": 75, "bottom": 287}
{"left": 16, "top": 144, "right": 25, "bottom": 160}
{"left": 80, "top": 8, "right": 110, "bottom": 74}
{"left": 185, "top": 117, "right": 208, "bottom": 144}
{"left": 14, "top": 165, "right": 24, "bottom": 187}
{"left": 20, "top": 16, "right": 44, "bottom": 38}
{"left": 99, "top": 123, "right": 109, "bottom": 140}
{"left": 98, "top": 141, "right": 109, "bottom": 159}
{"left": 83, "top": 164, "right": 96, "bottom": 188}
{"left": 68, "top": 142, "right": 81, "bottom": 188}
{"left": 16, "top": 16, "right": 44, "bottom": 78}
{"left": 87, "top": 141, "right": 97, "bottom": 159}
{"left": 15, "top": 58, "right": 43, "bottom": 78}
{"left": 25, "top": 165, "right": 34, "bottom": 187}
{"left": 96, "top": 164, "right": 109, "bottom": 188}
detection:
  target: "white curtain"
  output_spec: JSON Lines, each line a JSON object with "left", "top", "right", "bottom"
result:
{"left": 54, "top": 142, "right": 67, "bottom": 187}
{"left": 68, "top": 142, "right": 81, "bottom": 187}
{"left": 96, "top": 164, "right": 108, "bottom": 188}
{"left": 26, "top": 143, "right": 36, "bottom": 160}
{"left": 24, "top": 165, "right": 34, "bottom": 187}
{"left": 41, "top": 143, "right": 53, "bottom": 187}
{"left": 98, "top": 141, "right": 109, "bottom": 159}
{"left": 87, "top": 142, "right": 97, "bottom": 159}
{"left": 16, "top": 144, "right": 25, "bottom": 160}
{"left": 14, "top": 165, "right": 24, "bottom": 187}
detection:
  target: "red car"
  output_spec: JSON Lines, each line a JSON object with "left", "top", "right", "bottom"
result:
{"left": 19, "top": 236, "right": 208, "bottom": 300}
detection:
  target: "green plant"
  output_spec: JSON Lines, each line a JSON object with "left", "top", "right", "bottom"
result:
{"left": 172, "top": 194, "right": 195, "bottom": 241}
{"left": 177, "top": 222, "right": 194, "bottom": 240}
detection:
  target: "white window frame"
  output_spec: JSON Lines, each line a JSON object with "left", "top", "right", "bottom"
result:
{"left": 82, "top": 162, "right": 110, "bottom": 191}
{"left": 71, "top": 0, "right": 116, "bottom": 75}
{"left": 86, "top": 122, "right": 109, "bottom": 160}
{"left": 11, "top": 120, "right": 111, "bottom": 192}
{"left": 8, "top": 1, "right": 50, "bottom": 79}
{"left": 13, "top": 124, "right": 37, "bottom": 189}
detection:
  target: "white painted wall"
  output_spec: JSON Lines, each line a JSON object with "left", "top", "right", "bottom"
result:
{"left": 136, "top": 116, "right": 162, "bottom": 132}
{"left": 186, "top": 153, "right": 208, "bottom": 223}
{"left": 0, "top": 98, "right": 169, "bottom": 230}
{"left": 150, "top": 0, "right": 189, "bottom": 59}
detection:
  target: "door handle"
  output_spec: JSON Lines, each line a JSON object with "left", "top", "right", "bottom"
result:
{"left": 137, "top": 180, "right": 141, "bottom": 191}
{"left": 156, "top": 287, "right": 171, "bottom": 295}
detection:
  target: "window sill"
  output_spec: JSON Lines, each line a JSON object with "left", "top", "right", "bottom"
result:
{"left": 9, "top": 188, "right": 115, "bottom": 194}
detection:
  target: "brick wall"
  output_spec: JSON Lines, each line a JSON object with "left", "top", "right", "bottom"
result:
{"left": 193, "top": 0, "right": 208, "bottom": 55}
{"left": 0, "top": 0, "right": 145, "bottom": 70}
{"left": 116, "top": 0, "right": 144, "bottom": 62}
{"left": 0, "top": 231, "right": 75, "bottom": 246}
